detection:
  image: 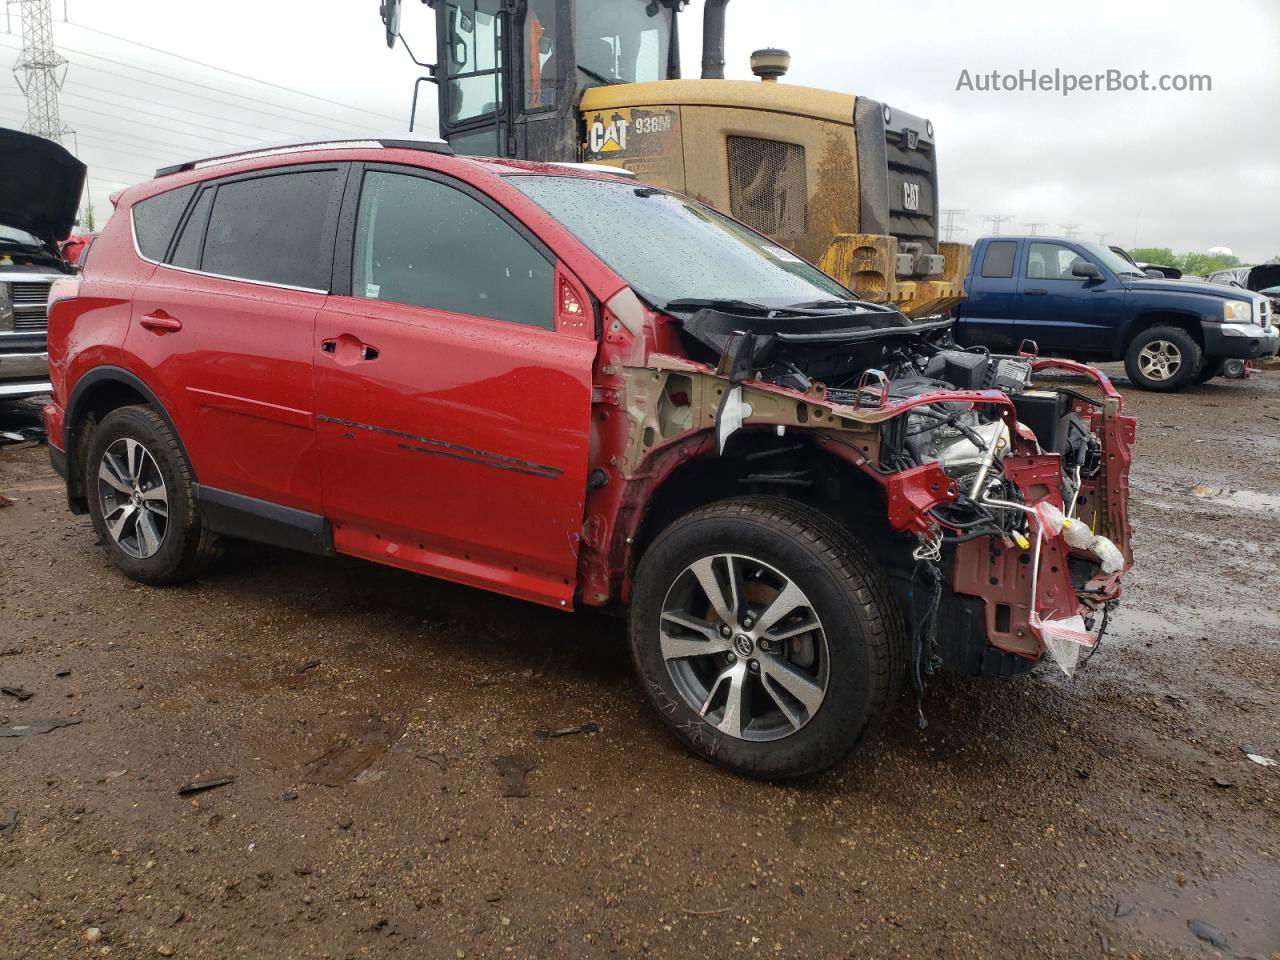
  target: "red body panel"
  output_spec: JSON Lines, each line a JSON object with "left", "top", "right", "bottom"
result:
{"left": 124, "top": 268, "right": 325, "bottom": 513}
{"left": 313, "top": 289, "right": 596, "bottom": 608}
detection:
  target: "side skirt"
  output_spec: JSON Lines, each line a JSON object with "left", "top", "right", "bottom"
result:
{"left": 194, "top": 485, "right": 334, "bottom": 556}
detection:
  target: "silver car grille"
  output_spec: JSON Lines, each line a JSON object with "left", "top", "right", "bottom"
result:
{"left": 8, "top": 280, "right": 51, "bottom": 333}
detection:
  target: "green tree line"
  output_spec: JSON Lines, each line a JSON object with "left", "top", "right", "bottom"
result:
{"left": 1130, "top": 248, "right": 1280, "bottom": 275}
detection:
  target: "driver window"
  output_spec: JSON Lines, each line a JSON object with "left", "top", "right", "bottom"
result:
{"left": 446, "top": 1, "right": 503, "bottom": 124}
{"left": 1027, "top": 242, "right": 1085, "bottom": 281}
{"left": 522, "top": 0, "right": 558, "bottom": 110}
{"left": 352, "top": 171, "right": 554, "bottom": 330}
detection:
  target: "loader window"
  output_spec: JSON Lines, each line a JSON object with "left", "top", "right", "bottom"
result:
{"left": 521, "top": 0, "right": 559, "bottom": 110}
{"left": 576, "top": 0, "right": 672, "bottom": 88}
{"left": 444, "top": 1, "right": 504, "bottom": 125}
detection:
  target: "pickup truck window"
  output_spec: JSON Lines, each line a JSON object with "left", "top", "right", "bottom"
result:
{"left": 979, "top": 240, "right": 1016, "bottom": 278}
{"left": 1027, "top": 242, "right": 1084, "bottom": 281}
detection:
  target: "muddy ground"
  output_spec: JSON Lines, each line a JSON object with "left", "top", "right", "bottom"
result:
{"left": 1, "top": 367, "right": 1277, "bottom": 960}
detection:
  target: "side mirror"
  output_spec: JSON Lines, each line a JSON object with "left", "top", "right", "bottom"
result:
{"left": 1143, "top": 267, "right": 1165, "bottom": 279}
{"left": 379, "top": 0, "right": 401, "bottom": 49}
{"left": 1071, "top": 261, "right": 1103, "bottom": 281}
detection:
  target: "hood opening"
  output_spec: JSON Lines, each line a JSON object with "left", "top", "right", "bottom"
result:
{"left": 0, "top": 129, "right": 87, "bottom": 245}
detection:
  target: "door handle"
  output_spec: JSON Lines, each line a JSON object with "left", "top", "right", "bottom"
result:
{"left": 1023, "top": 289, "right": 1047, "bottom": 296}
{"left": 139, "top": 311, "right": 182, "bottom": 333}
{"left": 321, "top": 336, "right": 379, "bottom": 363}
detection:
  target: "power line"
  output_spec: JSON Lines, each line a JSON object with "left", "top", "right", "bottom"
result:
{"left": 60, "top": 118, "right": 208, "bottom": 158}
{"left": 59, "top": 101, "right": 249, "bottom": 148}
{"left": 61, "top": 87, "right": 301, "bottom": 143}
{"left": 0, "top": 36, "right": 385, "bottom": 134}
{"left": 60, "top": 20, "right": 404, "bottom": 124}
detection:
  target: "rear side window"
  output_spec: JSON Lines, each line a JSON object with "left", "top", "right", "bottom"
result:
{"left": 132, "top": 184, "right": 195, "bottom": 261}
{"left": 351, "top": 171, "right": 554, "bottom": 329}
{"left": 199, "top": 169, "right": 340, "bottom": 290}
{"left": 169, "top": 188, "right": 213, "bottom": 270}
{"left": 980, "top": 240, "right": 1016, "bottom": 278}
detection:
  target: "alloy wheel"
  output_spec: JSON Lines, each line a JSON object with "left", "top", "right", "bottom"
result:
{"left": 97, "top": 438, "right": 169, "bottom": 559}
{"left": 1137, "top": 340, "right": 1183, "bottom": 381}
{"left": 659, "top": 553, "right": 829, "bottom": 742}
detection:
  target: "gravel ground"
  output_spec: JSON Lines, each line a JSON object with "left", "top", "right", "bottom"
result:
{"left": 1, "top": 368, "right": 1277, "bottom": 960}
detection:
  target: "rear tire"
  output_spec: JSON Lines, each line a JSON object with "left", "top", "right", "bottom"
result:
{"left": 85, "top": 405, "right": 219, "bottom": 585}
{"left": 1124, "top": 325, "right": 1202, "bottom": 391}
{"left": 628, "top": 496, "right": 904, "bottom": 780}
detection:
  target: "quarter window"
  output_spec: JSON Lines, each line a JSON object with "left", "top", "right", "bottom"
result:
{"left": 199, "top": 169, "right": 339, "bottom": 290}
{"left": 979, "top": 240, "right": 1016, "bottom": 279}
{"left": 351, "top": 171, "right": 553, "bottom": 330}
{"left": 132, "top": 184, "right": 195, "bottom": 261}
{"left": 169, "top": 187, "right": 212, "bottom": 270}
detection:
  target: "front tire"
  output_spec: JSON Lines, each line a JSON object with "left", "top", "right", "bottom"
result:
{"left": 85, "top": 405, "right": 219, "bottom": 585}
{"left": 1124, "top": 325, "right": 1202, "bottom": 391}
{"left": 629, "top": 497, "right": 904, "bottom": 780}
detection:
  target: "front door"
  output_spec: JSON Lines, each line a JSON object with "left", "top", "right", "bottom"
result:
{"left": 1015, "top": 241, "right": 1126, "bottom": 355}
{"left": 314, "top": 165, "right": 596, "bottom": 608}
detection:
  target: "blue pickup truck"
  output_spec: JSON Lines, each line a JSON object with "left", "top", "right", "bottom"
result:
{"left": 952, "top": 236, "right": 1279, "bottom": 391}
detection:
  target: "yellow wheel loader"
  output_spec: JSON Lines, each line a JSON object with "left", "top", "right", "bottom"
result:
{"left": 379, "top": 0, "right": 968, "bottom": 316}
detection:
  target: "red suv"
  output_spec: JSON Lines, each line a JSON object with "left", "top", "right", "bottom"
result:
{"left": 44, "top": 138, "right": 1135, "bottom": 779}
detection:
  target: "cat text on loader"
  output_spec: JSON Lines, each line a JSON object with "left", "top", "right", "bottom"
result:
{"left": 380, "top": 0, "right": 968, "bottom": 317}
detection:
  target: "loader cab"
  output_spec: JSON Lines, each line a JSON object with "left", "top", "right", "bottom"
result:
{"left": 426, "top": 0, "right": 680, "bottom": 160}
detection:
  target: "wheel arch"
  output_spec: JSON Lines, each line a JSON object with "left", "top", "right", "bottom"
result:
{"left": 621, "top": 429, "right": 912, "bottom": 601}
{"left": 1119, "top": 310, "right": 1205, "bottom": 354}
{"left": 63, "top": 367, "right": 192, "bottom": 513}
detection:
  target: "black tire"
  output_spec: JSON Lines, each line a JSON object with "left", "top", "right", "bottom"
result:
{"left": 85, "top": 404, "right": 219, "bottom": 585}
{"left": 1194, "top": 358, "right": 1226, "bottom": 383}
{"left": 628, "top": 496, "right": 905, "bottom": 780}
{"left": 1123, "top": 325, "right": 1202, "bottom": 391}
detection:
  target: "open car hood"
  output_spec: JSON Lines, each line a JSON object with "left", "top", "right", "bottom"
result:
{"left": 0, "top": 128, "right": 86, "bottom": 244}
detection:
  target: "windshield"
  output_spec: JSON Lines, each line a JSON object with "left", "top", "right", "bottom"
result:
{"left": 1080, "top": 241, "right": 1145, "bottom": 278}
{"left": 575, "top": 0, "right": 672, "bottom": 87}
{"left": 508, "top": 175, "right": 857, "bottom": 311}
{"left": 0, "top": 224, "right": 41, "bottom": 247}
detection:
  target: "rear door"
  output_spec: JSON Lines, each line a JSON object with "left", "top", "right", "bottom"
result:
{"left": 124, "top": 164, "right": 346, "bottom": 515}
{"left": 953, "top": 239, "right": 1022, "bottom": 352}
{"left": 1015, "top": 241, "right": 1126, "bottom": 355}
{"left": 314, "top": 164, "right": 596, "bottom": 608}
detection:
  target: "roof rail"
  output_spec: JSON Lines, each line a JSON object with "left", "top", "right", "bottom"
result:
{"left": 154, "top": 134, "right": 453, "bottom": 178}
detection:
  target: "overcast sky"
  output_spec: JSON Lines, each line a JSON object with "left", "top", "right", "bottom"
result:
{"left": 1, "top": 0, "right": 1276, "bottom": 261}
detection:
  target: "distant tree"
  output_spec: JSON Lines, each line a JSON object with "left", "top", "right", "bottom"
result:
{"left": 1267, "top": 254, "right": 1280, "bottom": 265}
{"left": 1180, "top": 252, "right": 1240, "bottom": 275}
{"left": 1129, "top": 247, "right": 1177, "bottom": 266}
{"left": 82, "top": 203, "right": 96, "bottom": 233}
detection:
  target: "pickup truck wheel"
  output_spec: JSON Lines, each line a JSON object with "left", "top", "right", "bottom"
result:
{"left": 86, "top": 405, "right": 219, "bottom": 585}
{"left": 629, "top": 496, "right": 902, "bottom": 780}
{"left": 1194, "top": 358, "right": 1226, "bottom": 383}
{"left": 1124, "top": 326, "right": 1202, "bottom": 391}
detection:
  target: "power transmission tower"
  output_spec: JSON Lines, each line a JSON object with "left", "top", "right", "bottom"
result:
{"left": 1023, "top": 221, "right": 1046, "bottom": 237}
{"left": 983, "top": 214, "right": 1013, "bottom": 236}
{"left": 8, "top": 0, "right": 72, "bottom": 143}
{"left": 1095, "top": 231, "right": 1110, "bottom": 245}
{"left": 1059, "top": 223, "right": 1081, "bottom": 241}
{"left": 940, "top": 208, "right": 967, "bottom": 243}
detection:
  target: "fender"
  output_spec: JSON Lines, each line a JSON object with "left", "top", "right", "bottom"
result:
{"left": 62, "top": 365, "right": 193, "bottom": 511}
{"left": 1112, "top": 302, "right": 1212, "bottom": 357}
